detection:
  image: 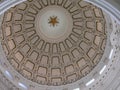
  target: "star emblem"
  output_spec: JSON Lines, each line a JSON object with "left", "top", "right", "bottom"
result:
{"left": 48, "top": 16, "right": 59, "bottom": 27}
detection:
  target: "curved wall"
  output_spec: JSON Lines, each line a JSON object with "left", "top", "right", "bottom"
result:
{"left": 85, "top": 0, "right": 120, "bottom": 24}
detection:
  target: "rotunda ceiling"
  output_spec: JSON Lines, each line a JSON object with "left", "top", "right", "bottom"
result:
{"left": 1, "top": 0, "right": 107, "bottom": 86}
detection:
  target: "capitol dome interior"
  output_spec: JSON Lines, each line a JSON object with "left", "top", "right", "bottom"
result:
{"left": 0, "top": 0, "right": 120, "bottom": 90}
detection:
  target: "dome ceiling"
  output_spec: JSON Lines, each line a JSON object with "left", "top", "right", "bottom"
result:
{"left": 1, "top": 0, "right": 107, "bottom": 86}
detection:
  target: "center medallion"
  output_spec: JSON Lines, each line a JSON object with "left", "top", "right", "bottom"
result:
{"left": 35, "top": 6, "right": 73, "bottom": 42}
